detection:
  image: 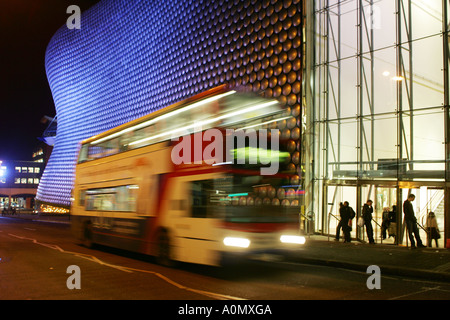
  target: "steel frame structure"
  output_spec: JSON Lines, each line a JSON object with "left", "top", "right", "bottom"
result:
{"left": 303, "top": 0, "right": 450, "bottom": 244}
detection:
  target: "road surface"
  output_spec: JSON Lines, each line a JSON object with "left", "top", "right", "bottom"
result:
{"left": 1, "top": 216, "right": 449, "bottom": 304}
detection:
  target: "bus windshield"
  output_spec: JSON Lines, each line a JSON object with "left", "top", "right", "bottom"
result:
{"left": 190, "top": 171, "right": 300, "bottom": 224}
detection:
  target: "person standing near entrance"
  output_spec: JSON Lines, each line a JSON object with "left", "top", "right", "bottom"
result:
{"left": 362, "top": 200, "right": 375, "bottom": 244}
{"left": 335, "top": 202, "right": 345, "bottom": 241}
{"left": 425, "top": 211, "right": 440, "bottom": 248}
{"left": 403, "top": 194, "right": 425, "bottom": 248}
{"left": 343, "top": 201, "right": 355, "bottom": 243}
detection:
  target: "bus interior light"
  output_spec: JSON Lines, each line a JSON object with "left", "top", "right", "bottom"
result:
{"left": 91, "top": 91, "right": 236, "bottom": 145}
{"left": 129, "top": 99, "right": 278, "bottom": 147}
{"left": 227, "top": 193, "right": 249, "bottom": 197}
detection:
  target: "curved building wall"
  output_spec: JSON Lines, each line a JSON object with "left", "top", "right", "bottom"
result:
{"left": 38, "top": 0, "right": 302, "bottom": 206}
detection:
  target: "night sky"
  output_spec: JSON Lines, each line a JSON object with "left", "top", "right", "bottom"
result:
{"left": 0, "top": 0, "right": 99, "bottom": 161}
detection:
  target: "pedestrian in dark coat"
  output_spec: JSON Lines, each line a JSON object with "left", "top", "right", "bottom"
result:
{"left": 342, "top": 201, "right": 354, "bottom": 243}
{"left": 362, "top": 200, "right": 375, "bottom": 244}
{"left": 403, "top": 194, "right": 425, "bottom": 248}
{"left": 335, "top": 202, "right": 345, "bottom": 241}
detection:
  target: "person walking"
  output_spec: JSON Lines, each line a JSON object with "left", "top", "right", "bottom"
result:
{"left": 335, "top": 202, "right": 345, "bottom": 241}
{"left": 387, "top": 205, "right": 397, "bottom": 241}
{"left": 425, "top": 211, "right": 440, "bottom": 248}
{"left": 362, "top": 200, "right": 375, "bottom": 244}
{"left": 343, "top": 201, "right": 355, "bottom": 243}
{"left": 403, "top": 194, "right": 425, "bottom": 248}
{"left": 381, "top": 207, "right": 390, "bottom": 240}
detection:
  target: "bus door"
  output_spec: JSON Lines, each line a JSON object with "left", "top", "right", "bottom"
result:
{"left": 166, "top": 175, "right": 222, "bottom": 266}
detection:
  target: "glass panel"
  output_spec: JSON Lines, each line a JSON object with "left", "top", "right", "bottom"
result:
{"left": 373, "top": 48, "right": 397, "bottom": 114}
{"left": 339, "top": 1, "right": 357, "bottom": 60}
{"left": 411, "top": 0, "right": 443, "bottom": 41}
{"left": 372, "top": 0, "right": 396, "bottom": 50}
{"left": 358, "top": 114, "right": 398, "bottom": 180}
{"left": 329, "top": 119, "right": 358, "bottom": 179}
{"left": 340, "top": 58, "right": 358, "bottom": 118}
{"left": 411, "top": 108, "right": 445, "bottom": 177}
{"left": 411, "top": 35, "right": 444, "bottom": 109}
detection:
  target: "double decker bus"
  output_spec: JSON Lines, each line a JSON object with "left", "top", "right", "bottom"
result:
{"left": 71, "top": 86, "right": 305, "bottom": 266}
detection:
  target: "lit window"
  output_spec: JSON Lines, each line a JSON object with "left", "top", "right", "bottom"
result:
{"left": 15, "top": 178, "right": 20, "bottom": 184}
{"left": 21, "top": 167, "right": 27, "bottom": 173}
{"left": 0, "top": 166, "right": 6, "bottom": 178}
{"left": 34, "top": 178, "right": 39, "bottom": 184}
{"left": 21, "top": 178, "right": 27, "bottom": 184}
{"left": 28, "top": 178, "right": 33, "bottom": 184}
{"left": 15, "top": 167, "right": 21, "bottom": 173}
{"left": 28, "top": 167, "right": 34, "bottom": 173}
{"left": 34, "top": 167, "right": 40, "bottom": 173}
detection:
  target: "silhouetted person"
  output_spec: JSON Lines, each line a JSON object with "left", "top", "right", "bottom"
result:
{"left": 388, "top": 205, "right": 397, "bottom": 241}
{"left": 425, "top": 211, "right": 440, "bottom": 248}
{"left": 343, "top": 201, "right": 355, "bottom": 243}
{"left": 403, "top": 194, "right": 425, "bottom": 248}
{"left": 335, "top": 202, "right": 345, "bottom": 241}
{"left": 362, "top": 200, "right": 375, "bottom": 244}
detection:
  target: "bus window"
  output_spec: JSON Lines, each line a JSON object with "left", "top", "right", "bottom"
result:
{"left": 191, "top": 181, "right": 209, "bottom": 218}
{"left": 120, "top": 131, "right": 134, "bottom": 151}
{"left": 78, "top": 144, "right": 89, "bottom": 163}
{"left": 84, "top": 185, "right": 138, "bottom": 212}
{"left": 105, "top": 138, "right": 119, "bottom": 156}
{"left": 88, "top": 144, "right": 103, "bottom": 160}
{"left": 79, "top": 190, "right": 86, "bottom": 206}
{"left": 190, "top": 180, "right": 228, "bottom": 218}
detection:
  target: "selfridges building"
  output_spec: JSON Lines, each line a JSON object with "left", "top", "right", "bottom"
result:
{"left": 39, "top": 0, "right": 449, "bottom": 245}
{"left": 39, "top": 0, "right": 302, "bottom": 207}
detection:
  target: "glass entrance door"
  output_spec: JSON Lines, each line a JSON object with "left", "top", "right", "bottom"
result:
{"left": 325, "top": 185, "right": 357, "bottom": 241}
{"left": 358, "top": 185, "right": 398, "bottom": 244}
{"left": 399, "top": 187, "right": 445, "bottom": 248}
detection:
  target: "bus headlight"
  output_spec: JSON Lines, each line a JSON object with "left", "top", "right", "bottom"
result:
{"left": 223, "top": 237, "right": 251, "bottom": 248}
{"left": 280, "top": 235, "right": 306, "bottom": 245}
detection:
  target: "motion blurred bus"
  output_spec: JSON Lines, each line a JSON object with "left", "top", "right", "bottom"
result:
{"left": 71, "top": 86, "right": 305, "bottom": 266}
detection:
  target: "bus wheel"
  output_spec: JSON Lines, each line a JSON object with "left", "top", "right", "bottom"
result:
{"left": 156, "top": 230, "right": 174, "bottom": 267}
{"left": 83, "top": 222, "right": 94, "bottom": 248}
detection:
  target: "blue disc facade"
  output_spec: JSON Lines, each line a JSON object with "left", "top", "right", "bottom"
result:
{"left": 38, "top": 0, "right": 302, "bottom": 206}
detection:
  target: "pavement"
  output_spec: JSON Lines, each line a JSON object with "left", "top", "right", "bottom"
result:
{"left": 286, "top": 234, "right": 450, "bottom": 282}
{"left": 6, "top": 213, "right": 450, "bottom": 282}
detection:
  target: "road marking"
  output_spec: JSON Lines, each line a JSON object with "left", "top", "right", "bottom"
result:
{"left": 388, "top": 286, "right": 441, "bottom": 300}
{"left": 433, "top": 262, "right": 450, "bottom": 272}
{"left": 7, "top": 233, "right": 245, "bottom": 300}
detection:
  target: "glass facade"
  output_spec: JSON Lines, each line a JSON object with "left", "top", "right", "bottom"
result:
{"left": 303, "top": 0, "right": 449, "bottom": 245}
